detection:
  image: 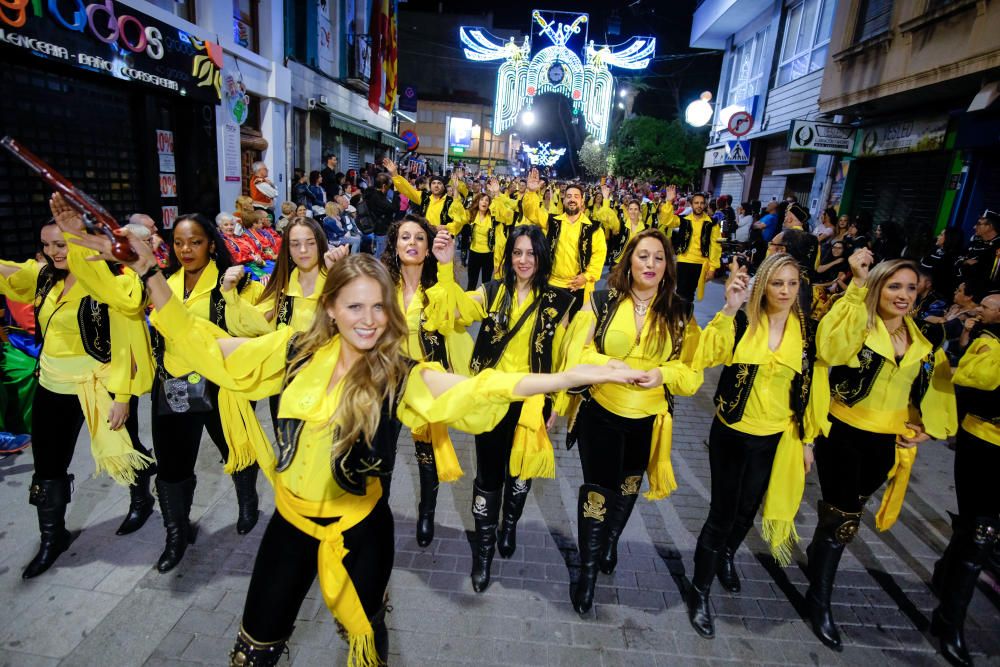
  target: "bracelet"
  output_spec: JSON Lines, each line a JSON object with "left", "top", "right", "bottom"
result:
{"left": 139, "top": 265, "right": 161, "bottom": 283}
{"left": 804, "top": 442, "right": 815, "bottom": 449}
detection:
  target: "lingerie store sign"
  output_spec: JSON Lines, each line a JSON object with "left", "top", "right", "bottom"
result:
{"left": 0, "top": 0, "right": 222, "bottom": 104}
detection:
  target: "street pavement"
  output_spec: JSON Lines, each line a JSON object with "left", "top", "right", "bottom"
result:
{"left": 1, "top": 273, "right": 998, "bottom": 667}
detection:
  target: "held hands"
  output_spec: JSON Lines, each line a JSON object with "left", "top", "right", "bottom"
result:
{"left": 848, "top": 247, "right": 874, "bottom": 287}
{"left": 431, "top": 228, "right": 455, "bottom": 264}
{"left": 221, "top": 265, "right": 245, "bottom": 292}
{"left": 565, "top": 363, "right": 646, "bottom": 387}
{"left": 897, "top": 422, "right": 930, "bottom": 448}
{"left": 324, "top": 244, "right": 350, "bottom": 269}
{"left": 382, "top": 157, "right": 398, "bottom": 177}
{"left": 568, "top": 273, "right": 587, "bottom": 290}
{"left": 722, "top": 258, "right": 750, "bottom": 316}
{"left": 633, "top": 367, "right": 664, "bottom": 389}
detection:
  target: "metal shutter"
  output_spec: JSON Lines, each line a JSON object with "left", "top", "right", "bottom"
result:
{"left": 718, "top": 170, "right": 744, "bottom": 201}
{"left": 851, "top": 151, "right": 951, "bottom": 243}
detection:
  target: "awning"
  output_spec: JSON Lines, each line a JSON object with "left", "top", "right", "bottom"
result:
{"left": 380, "top": 132, "right": 408, "bottom": 150}
{"left": 327, "top": 108, "right": 380, "bottom": 141}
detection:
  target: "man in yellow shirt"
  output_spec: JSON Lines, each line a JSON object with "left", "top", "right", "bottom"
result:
{"left": 383, "top": 158, "right": 468, "bottom": 230}
{"left": 662, "top": 192, "right": 721, "bottom": 302}
{"left": 520, "top": 168, "right": 606, "bottom": 315}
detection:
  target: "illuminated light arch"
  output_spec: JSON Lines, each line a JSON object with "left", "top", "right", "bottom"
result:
{"left": 524, "top": 142, "right": 567, "bottom": 167}
{"left": 460, "top": 10, "right": 654, "bottom": 144}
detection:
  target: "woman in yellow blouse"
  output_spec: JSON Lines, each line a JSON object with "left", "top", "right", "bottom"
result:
{"left": 381, "top": 214, "right": 474, "bottom": 547}
{"left": 452, "top": 192, "right": 503, "bottom": 291}
{"left": 563, "top": 228, "right": 703, "bottom": 614}
{"left": 807, "top": 249, "right": 956, "bottom": 652}
{"left": 686, "top": 254, "right": 825, "bottom": 638}
{"left": 0, "top": 202, "right": 154, "bottom": 579}
{"left": 118, "top": 231, "right": 640, "bottom": 666}
{"left": 931, "top": 302, "right": 999, "bottom": 667}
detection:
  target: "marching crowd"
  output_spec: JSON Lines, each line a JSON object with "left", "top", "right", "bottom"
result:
{"left": 0, "top": 158, "right": 997, "bottom": 667}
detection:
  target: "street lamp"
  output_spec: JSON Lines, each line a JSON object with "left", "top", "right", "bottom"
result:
{"left": 521, "top": 110, "right": 536, "bottom": 126}
{"left": 685, "top": 91, "right": 714, "bottom": 128}
{"left": 619, "top": 88, "right": 628, "bottom": 98}
{"left": 617, "top": 102, "right": 625, "bottom": 109}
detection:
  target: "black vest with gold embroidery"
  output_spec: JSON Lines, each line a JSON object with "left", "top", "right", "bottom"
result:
{"left": 470, "top": 281, "right": 574, "bottom": 375}
{"left": 673, "top": 215, "right": 716, "bottom": 257}
{"left": 546, "top": 213, "right": 600, "bottom": 276}
{"left": 273, "top": 333, "right": 415, "bottom": 494}
{"left": 484, "top": 216, "right": 505, "bottom": 254}
{"left": 150, "top": 272, "right": 230, "bottom": 375}
{"left": 34, "top": 267, "right": 111, "bottom": 363}
{"left": 275, "top": 294, "right": 293, "bottom": 327}
{"left": 610, "top": 213, "right": 651, "bottom": 265}
{"left": 962, "top": 326, "right": 1000, "bottom": 425}
{"left": 713, "top": 310, "right": 818, "bottom": 439}
{"left": 417, "top": 194, "right": 455, "bottom": 225}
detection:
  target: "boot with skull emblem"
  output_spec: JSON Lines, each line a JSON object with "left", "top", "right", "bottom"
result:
{"left": 573, "top": 483, "right": 611, "bottom": 614}
{"left": 497, "top": 475, "right": 531, "bottom": 559}
{"left": 470, "top": 481, "right": 501, "bottom": 592}
{"left": 414, "top": 440, "right": 438, "bottom": 547}
{"left": 599, "top": 471, "right": 642, "bottom": 575}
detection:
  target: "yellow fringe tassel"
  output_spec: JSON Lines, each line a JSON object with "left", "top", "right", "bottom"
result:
{"left": 347, "top": 631, "right": 380, "bottom": 667}
{"left": 95, "top": 450, "right": 155, "bottom": 487}
{"left": 761, "top": 518, "right": 799, "bottom": 567}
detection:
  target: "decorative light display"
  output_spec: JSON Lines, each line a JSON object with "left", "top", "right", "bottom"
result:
{"left": 460, "top": 10, "right": 655, "bottom": 144}
{"left": 524, "top": 142, "right": 567, "bottom": 167}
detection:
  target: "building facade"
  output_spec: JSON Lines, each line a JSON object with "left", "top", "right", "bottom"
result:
{"left": 397, "top": 98, "right": 510, "bottom": 174}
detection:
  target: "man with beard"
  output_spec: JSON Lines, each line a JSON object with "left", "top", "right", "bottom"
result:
{"left": 662, "top": 192, "right": 721, "bottom": 302}
{"left": 383, "top": 158, "right": 467, "bottom": 231}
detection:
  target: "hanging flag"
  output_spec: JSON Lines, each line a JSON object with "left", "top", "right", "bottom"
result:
{"left": 383, "top": 0, "right": 398, "bottom": 113}
{"left": 367, "top": 0, "right": 388, "bottom": 113}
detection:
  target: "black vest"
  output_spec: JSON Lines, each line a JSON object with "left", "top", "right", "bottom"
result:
{"left": 610, "top": 213, "right": 651, "bottom": 265}
{"left": 34, "top": 266, "right": 112, "bottom": 363}
{"left": 484, "top": 216, "right": 506, "bottom": 254}
{"left": 962, "top": 327, "right": 1000, "bottom": 425}
{"left": 546, "top": 213, "right": 601, "bottom": 276}
{"left": 151, "top": 272, "right": 230, "bottom": 375}
{"left": 713, "top": 310, "right": 818, "bottom": 439}
{"left": 470, "top": 281, "right": 575, "bottom": 375}
{"left": 417, "top": 194, "right": 455, "bottom": 225}
{"left": 276, "top": 294, "right": 293, "bottom": 327}
{"left": 673, "top": 215, "right": 716, "bottom": 257}
{"left": 274, "top": 334, "right": 414, "bottom": 495}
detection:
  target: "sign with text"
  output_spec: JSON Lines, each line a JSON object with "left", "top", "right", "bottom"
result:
{"left": 223, "top": 122, "right": 241, "bottom": 182}
{"left": 0, "top": 0, "right": 222, "bottom": 103}
{"left": 448, "top": 117, "right": 473, "bottom": 148}
{"left": 855, "top": 116, "right": 948, "bottom": 157}
{"left": 161, "top": 205, "right": 178, "bottom": 229}
{"left": 788, "top": 119, "right": 857, "bottom": 154}
{"left": 159, "top": 173, "right": 177, "bottom": 198}
{"left": 156, "top": 129, "right": 175, "bottom": 173}
{"left": 703, "top": 146, "right": 730, "bottom": 169}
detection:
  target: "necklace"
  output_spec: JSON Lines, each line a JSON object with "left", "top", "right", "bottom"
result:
{"left": 888, "top": 322, "right": 907, "bottom": 338}
{"left": 631, "top": 290, "right": 653, "bottom": 316}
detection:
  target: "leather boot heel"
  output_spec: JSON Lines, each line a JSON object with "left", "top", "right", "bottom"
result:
{"left": 117, "top": 459, "right": 156, "bottom": 536}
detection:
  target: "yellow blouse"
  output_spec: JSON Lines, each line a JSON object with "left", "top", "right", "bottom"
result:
{"left": 398, "top": 262, "right": 473, "bottom": 376}
{"left": 953, "top": 331, "right": 1000, "bottom": 446}
{"left": 225, "top": 267, "right": 323, "bottom": 336}
{"left": 392, "top": 175, "right": 468, "bottom": 230}
{"left": 817, "top": 282, "right": 956, "bottom": 439}
{"left": 521, "top": 191, "right": 607, "bottom": 298}
{"left": 452, "top": 212, "right": 493, "bottom": 254}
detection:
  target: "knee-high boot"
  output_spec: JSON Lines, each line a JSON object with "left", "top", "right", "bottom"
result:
{"left": 497, "top": 476, "right": 531, "bottom": 559}
{"left": 156, "top": 476, "right": 197, "bottom": 573}
{"left": 931, "top": 516, "right": 998, "bottom": 667}
{"left": 22, "top": 475, "right": 74, "bottom": 579}
{"left": 116, "top": 453, "right": 157, "bottom": 536}
{"left": 232, "top": 463, "right": 260, "bottom": 535}
{"left": 599, "top": 473, "right": 642, "bottom": 575}
{"left": 229, "top": 625, "right": 290, "bottom": 667}
{"left": 573, "top": 484, "right": 611, "bottom": 614}
{"left": 717, "top": 518, "right": 755, "bottom": 593}
{"left": 685, "top": 539, "right": 720, "bottom": 638}
{"left": 804, "top": 500, "right": 861, "bottom": 652}
{"left": 470, "top": 482, "right": 501, "bottom": 593}
{"left": 414, "top": 441, "right": 438, "bottom": 547}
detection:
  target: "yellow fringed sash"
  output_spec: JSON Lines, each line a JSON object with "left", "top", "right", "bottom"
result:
{"left": 217, "top": 387, "right": 262, "bottom": 474}
{"left": 875, "top": 444, "right": 917, "bottom": 532}
{"left": 644, "top": 412, "right": 677, "bottom": 500}
{"left": 411, "top": 422, "right": 463, "bottom": 482}
{"left": 275, "top": 480, "right": 382, "bottom": 667}
{"left": 760, "top": 421, "right": 806, "bottom": 566}
{"left": 508, "top": 395, "right": 555, "bottom": 480}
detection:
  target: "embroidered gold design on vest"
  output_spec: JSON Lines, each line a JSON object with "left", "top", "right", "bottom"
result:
{"left": 583, "top": 491, "right": 607, "bottom": 521}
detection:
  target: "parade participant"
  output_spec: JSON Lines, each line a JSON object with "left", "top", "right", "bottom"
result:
{"left": 450, "top": 191, "right": 505, "bottom": 291}
{"left": 783, "top": 203, "right": 820, "bottom": 271}
{"left": 662, "top": 192, "right": 721, "bottom": 303}
{"left": 686, "top": 254, "right": 825, "bottom": 638}
{"left": 931, "top": 292, "right": 1000, "bottom": 667}
{"left": 120, "top": 231, "right": 640, "bottom": 666}
{"left": 0, "top": 295, "right": 38, "bottom": 453}
{"left": 521, "top": 168, "right": 607, "bottom": 317}
{"left": 606, "top": 187, "right": 679, "bottom": 268}
{"left": 959, "top": 209, "right": 999, "bottom": 297}
{"left": 806, "top": 250, "right": 956, "bottom": 651}
{"left": 0, "top": 199, "right": 155, "bottom": 578}
{"left": 382, "top": 215, "right": 474, "bottom": 546}
{"left": 563, "top": 229, "right": 703, "bottom": 614}
{"left": 383, "top": 158, "right": 468, "bottom": 231}
{"left": 447, "top": 226, "right": 575, "bottom": 591}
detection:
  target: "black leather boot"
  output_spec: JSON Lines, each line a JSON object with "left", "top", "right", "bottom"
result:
{"left": 23, "top": 475, "right": 74, "bottom": 579}
{"left": 232, "top": 463, "right": 260, "bottom": 535}
{"left": 685, "top": 540, "right": 719, "bottom": 638}
{"left": 414, "top": 441, "right": 438, "bottom": 547}
{"left": 804, "top": 500, "right": 860, "bottom": 652}
{"left": 156, "top": 476, "right": 197, "bottom": 573}
{"left": 599, "top": 473, "right": 641, "bottom": 575}
{"left": 573, "top": 484, "right": 611, "bottom": 614}
{"left": 497, "top": 475, "right": 531, "bottom": 559}
{"left": 930, "top": 516, "right": 998, "bottom": 667}
{"left": 470, "top": 482, "right": 501, "bottom": 593}
{"left": 371, "top": 598, "right": 392, "bottom": 665}
{"left": 228, "top": 625, "right": 289, "bottom": 666}
{"left": 116, "top": 456, "right": 157, "bottom": 536}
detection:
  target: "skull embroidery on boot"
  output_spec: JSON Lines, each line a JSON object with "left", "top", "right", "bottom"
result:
{"left": 472, "top": 495, "right": 488, "bottom": 517}
{"left": 511, "top": 477, "right": 529, "bottom": 496}
{"left": 620, "top": 476, "right": 642, "bottom": 496}
{"left": 583, "top": 491, "right": 606, "bottom": 521}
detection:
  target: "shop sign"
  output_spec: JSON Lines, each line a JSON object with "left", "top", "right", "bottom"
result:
{"left": 0, "top": 0, "right": 222, "bottom": 103}
{"left": 854, "top": 116, "right": 948, "bottom": 157}
{"left": 159, "top": 173, "right": 177, "bottom": 198}
{"left": 156, "top": 129, "right": 175, "bottom": 172}
{"left": 223, "top": 69, "right": 249, "bottom": 125}
{"left": 788, "top": 119, "right": 857, "bottom": 154}
{"left": 161, "top": 205, "right": 178, "bottom": 229}
{"left": 703, "top": 146, "right": 730, "bottom": 169}
{"left": 222, "top": 122, "right": 242, "bottom": 182}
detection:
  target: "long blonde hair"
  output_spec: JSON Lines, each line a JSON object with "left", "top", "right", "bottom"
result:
{"left": 288, "top": 254, "right": 409, "bottom": 458}
{"left": 863, "top": 259, "right": 919, "bottom": 330}
{"left": 746, "top": 254, "right": 803, "bottom": 333}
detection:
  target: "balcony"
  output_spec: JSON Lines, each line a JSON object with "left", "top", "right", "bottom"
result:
{"left": 690, "top": 0, "right": 773, "bottom": 49}
{"left": 344, "top": 33, "right": 371, "bottom": 94}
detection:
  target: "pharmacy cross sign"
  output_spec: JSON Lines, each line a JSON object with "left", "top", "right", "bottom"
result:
{"left": 459, "top": 10, "right": 655, "bottom": 144}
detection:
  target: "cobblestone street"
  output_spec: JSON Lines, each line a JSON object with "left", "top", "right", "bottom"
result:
{"left": 1, "top": 279, "right": 998, "bottom": 666}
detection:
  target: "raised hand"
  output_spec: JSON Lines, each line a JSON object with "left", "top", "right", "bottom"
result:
{"left": 324, "top": 244, "right": 350, "bottom": 269}
{"left": 221, "top": 265, "right": 246, "bottom": 292}
{"left": 382, "top": 157, "right": 398, "bottom": 177}
{"left": 487, "top": 177, "right": 500, "bottom": 197}
{"left": 722, "top": 259, "right": 750, "bottom": 315}
{"left": 431, "top": 228, "right": 455, "bottom": 264}
{"left": 526, "top": 168, "right": 541, "bottom": 193}
{"left": 848, "top": 247, "right": 874, "bottom": 286}
{"left": 49, "top": 193, "right": 86, "bottom": 235}
{"left": 665, "top": 185, "right": 677, "bottom": 202}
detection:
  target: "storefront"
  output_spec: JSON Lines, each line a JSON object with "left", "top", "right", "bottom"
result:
{"left": 0, "top": 1, "right": 223, "bottom": 260}
{"left": 702, "top": 146, "right": 746, "bottom": 201}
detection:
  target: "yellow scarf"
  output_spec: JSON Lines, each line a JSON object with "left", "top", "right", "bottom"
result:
{"left": 508, "top": 394, "right": 555, "bottom": 480}
{"left": 645, "top": 412, "right": 677, "bottom": 500}
{"left": 275, "top": 479, "right": 382, "bottom": 667}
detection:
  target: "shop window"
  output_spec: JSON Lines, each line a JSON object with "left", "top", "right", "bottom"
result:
{"left": 147, "top": 0, "right": 196, "bottom": 22}
{"left": 725, "top": 27, "right": 769, "bottom": 107}
{"left": 776, "top": 0, "right": 835, "bottom": 86}
{"left": 234, "top": 0, "right": 260, "bottom": 53}
{"left": 855, "top": 0, "right": 894, "bottom": 42}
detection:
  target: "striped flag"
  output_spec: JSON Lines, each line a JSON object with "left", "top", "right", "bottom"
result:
{"left": 367, "top": 0, "right": 399, "bottom": 113}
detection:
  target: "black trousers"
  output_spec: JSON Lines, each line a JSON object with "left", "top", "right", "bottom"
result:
{"left": 241, "top": 501, "right": 394, "bottom": 642}
{"left": 466, "top": 251, "right": 493, "bottom": 291}
{"left": 149, "top": 381, "right": 229, "bottom": 483}
{"left": 576, "top": 398, "right": 654, "bottom": 489}
{"left": 698, "top": 418, "right": 781, "bottom": 551}
{"left": 675, "top": 261, "right": 703, "bottom": 303}
{"left": 475, "top": 402, "right": 523, "bottom": 492}
{"left": 31, "top": 386, "right": 148, "bottom": 480}
{"left": 954, "top": 427, "right": 1000, "bottom": 520}
{"left": 814, "top": 416, "right": 896, "bottom": 513}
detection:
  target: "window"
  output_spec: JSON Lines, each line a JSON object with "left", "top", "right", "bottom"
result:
{"left": 147, "top": 0, "right": 196, "bottom": 23}
{"left": 234, "top": 0, "right": 259, "bottom": 53}
{"left": 777, "top": 0, "right": 835, "bottom": 86}
{"left": 855, "top": 0, "right": 893, "bottom": 42}
{"left": 725, "top": 27, "right": 769, "bottom": 107}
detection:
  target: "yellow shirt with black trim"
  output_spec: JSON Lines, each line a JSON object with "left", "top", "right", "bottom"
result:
{"left": 397, "top": 262, "right": 473, "bottom": 376}
{"left": 953, "top": 331, "right": 1000, "bottom": 446}
{"left": 224, "top": 267, "right": 323, "bottom": 336}
{"left": 450, "top": 212, "right": 493, "bottom": 254}
{"left": 521, "top": 192, "right": 607, "bottom": 298}
{"left": 392, "top": 175, "right": 468, "bottom": 230}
